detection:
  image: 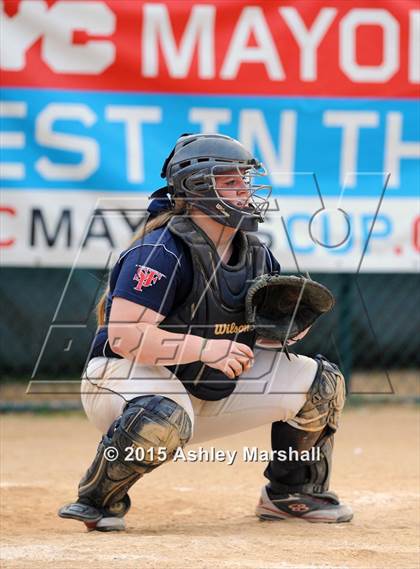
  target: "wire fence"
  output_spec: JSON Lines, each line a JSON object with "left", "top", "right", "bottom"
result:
{"left": 1, "top": 268, "right": 419, "bottom": 385}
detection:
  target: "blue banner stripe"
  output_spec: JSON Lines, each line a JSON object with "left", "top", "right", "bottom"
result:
{"left": 1, "top": 88, "right": 419, "bottom": 197}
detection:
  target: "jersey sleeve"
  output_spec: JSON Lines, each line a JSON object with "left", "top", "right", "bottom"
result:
{"left": 111, "top": 243, "right": 182, "bottom": 316}
{"left": 264, "top": 245, "right": 281, "bottom": 273}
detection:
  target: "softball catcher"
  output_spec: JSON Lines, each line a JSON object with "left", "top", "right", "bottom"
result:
{"left": 58, "top": 133, "right": 352, "bottom": 531}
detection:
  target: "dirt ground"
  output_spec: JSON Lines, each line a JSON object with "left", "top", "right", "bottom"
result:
{"left": 1, "top": 405, "right": 419, "bottom": 569}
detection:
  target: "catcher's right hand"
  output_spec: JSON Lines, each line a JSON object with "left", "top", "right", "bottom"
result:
{"left": 200, "top": 339, "right": 254, "bottom": 379}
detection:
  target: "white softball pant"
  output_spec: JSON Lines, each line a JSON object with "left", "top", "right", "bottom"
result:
{"left": 81, "top": 349, "right": 318, "bottom": 445}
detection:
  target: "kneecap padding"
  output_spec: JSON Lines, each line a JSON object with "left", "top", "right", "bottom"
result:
{"left": 113, "top": 395, "right": 193, "bottom": 468}
{"left": 287, "top": 355, "right": 345, "bottom": 434}
{"left": 78, "top": 395, "right": 192, "bottom": 512}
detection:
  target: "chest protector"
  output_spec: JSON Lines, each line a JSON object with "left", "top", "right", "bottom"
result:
{"left": 160, "top": 216, "right": 267, "bottom": 401}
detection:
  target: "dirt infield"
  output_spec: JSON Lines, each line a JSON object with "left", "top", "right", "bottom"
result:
{"left": 1, "top": 405, "right": 419, "bottom": 569}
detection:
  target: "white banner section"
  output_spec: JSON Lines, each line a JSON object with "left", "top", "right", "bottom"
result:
{"left": 1, "top": 191, "right": 419, "bottom": 272}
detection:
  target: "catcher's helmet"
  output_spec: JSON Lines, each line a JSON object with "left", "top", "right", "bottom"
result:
{"left": 160, "top": 133, "right": 271, "bottom": 232}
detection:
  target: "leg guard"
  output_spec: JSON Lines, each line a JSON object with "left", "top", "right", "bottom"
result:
{"left": 59, "top": 395, "right": 192, "bottom": 522}
{"left": 265, "top": 355, "right": 345, "bottom": 495}
{"left": 287, "top": 354, "right": 346, "bottom": 435}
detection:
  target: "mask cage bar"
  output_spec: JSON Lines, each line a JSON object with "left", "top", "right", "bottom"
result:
{"left": 209, "top": 163, "right": 272, "bottom": 220}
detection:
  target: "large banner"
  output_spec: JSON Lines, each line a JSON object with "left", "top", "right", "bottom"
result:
{"left": 1, "top": 0, "right": 419, "bottom": 271}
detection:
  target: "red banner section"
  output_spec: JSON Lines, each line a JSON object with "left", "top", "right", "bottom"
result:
{"left": 2, "top": 0, "right": 419, "bottom": 97}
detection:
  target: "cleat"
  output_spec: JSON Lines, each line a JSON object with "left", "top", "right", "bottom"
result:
{"left": 94, "top": 516, "right": 126, "bottom": 532}
{"left": 256, "top": 485, "right": 353, "bottom": 523}
{"left": 58, "top": 501, "right": 127, "bottom": 532}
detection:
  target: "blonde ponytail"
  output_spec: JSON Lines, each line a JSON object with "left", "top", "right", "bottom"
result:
{"left": 96, "top": 198, "right": 187, "bottom": 326}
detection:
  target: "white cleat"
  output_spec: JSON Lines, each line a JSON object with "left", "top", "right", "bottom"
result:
{"left": 256, "top": 485, "right": 353, "bottom": 523}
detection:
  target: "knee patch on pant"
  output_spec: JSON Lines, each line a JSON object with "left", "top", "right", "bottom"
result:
{"left": 78, "top": 395, "right": 192, "bottom": 512}
{"left": 287, "top": 355, "right": 346, "bottom": 434}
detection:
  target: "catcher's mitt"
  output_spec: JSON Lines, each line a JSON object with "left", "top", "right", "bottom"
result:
{"left": 245, "top": 274, "right": 334, "bottom": 342}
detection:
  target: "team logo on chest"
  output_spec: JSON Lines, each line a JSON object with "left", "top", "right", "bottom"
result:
{"left": 133, "top": 265, "right": 166, "bottom": 292}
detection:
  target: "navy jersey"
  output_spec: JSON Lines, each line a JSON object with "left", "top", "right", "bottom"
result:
{"left": 90, "top": 225, "right": 280, "bottom": 358}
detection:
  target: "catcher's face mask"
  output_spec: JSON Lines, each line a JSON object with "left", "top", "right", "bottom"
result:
{"left": 184, "top": 163, "right": 271, "bottom": 231}
{"left": 163, "top": 133, "right": 272, "bottom": 232}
